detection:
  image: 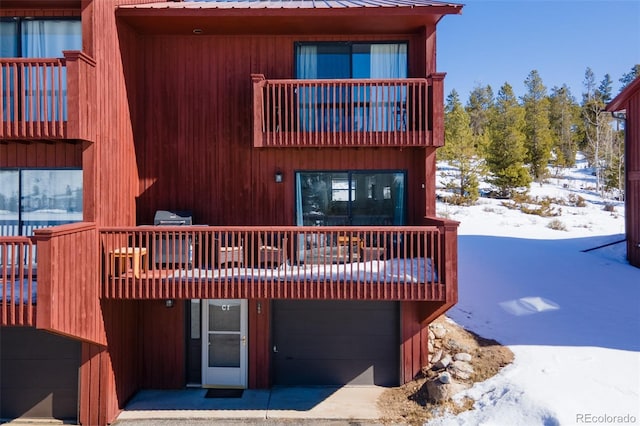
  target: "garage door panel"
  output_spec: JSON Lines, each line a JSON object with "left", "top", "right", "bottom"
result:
{"left": 273, "top": 300, "right": 399, "bottom": 386}
{"left": 0, "top": 328, "right": 80, "bottom": 422}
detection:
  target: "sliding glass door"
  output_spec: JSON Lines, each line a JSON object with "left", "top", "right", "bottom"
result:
{"left": 0, "top": 18, "right": 81, "bottom": 121}
{"left": 295, "top": 171, "right": 406, "bottom": 226}
{"left": 295, "top": 42, "right": 408, "bottom": 132}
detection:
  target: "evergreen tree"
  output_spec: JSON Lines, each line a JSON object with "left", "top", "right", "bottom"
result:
{"left": 465, "top": 84, "right": 494, "bottom": 155}
{"left": 442, "top": 90, "right": 479, "bottom": 204}
{"left": 581, "top": 68, "right": 613, "bottom": 195}
{"left": 548, "top": 85, "right": 579, "bottom": 168}
{"left": 619, "top": 64, "right": 639, "bottom": 91}
{"left": 486, "top": 83, "right": 531, "bottom": 197}
{"left": 598, "top": 73, "right": 614, "bottom": 103}
{"left": 522, "top": 70, "right": 554, "bottom": 181}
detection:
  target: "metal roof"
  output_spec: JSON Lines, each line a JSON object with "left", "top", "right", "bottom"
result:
{"left": 119, "top": 0, "right": 463, "bottom": 10}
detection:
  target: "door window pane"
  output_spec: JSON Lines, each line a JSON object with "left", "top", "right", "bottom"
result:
{"left": 208, "top": 300, "right": 241, "bottom": 332}
{"left": 208, "top": 334, "right": 240, "bottom": 368}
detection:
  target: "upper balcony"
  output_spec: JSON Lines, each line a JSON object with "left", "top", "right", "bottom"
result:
{"left": 252, "top": 73, "right": 445, "bottom": 148}
{"left": 0, "top": 51, "right": 96, "bottom": 143}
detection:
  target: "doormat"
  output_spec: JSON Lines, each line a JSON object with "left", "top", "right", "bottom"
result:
{"left": 205, "top": 388, "right": 244, "bottom": 398}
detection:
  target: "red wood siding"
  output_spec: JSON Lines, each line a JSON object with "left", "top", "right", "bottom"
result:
{"left": 0, "top": 142, "right": 82, "bottom": 167}
{"left": 140, "top": 300, "right": 185, "bottom": 388}
{"left": 80, "top": 300, "right": 140, "bottom": 426}
{"left": 607, "top": 78, "right": 640, "bottom": 268}
{"left": 130, "top": 33, "right": 434, "bottom": 227}
{"left": 34, "top": 223, "right": 105, "bottom": 345}
{"left": 626, "top": 93, "right": 640, "bottom": 267}
{"left": 248, "top": 299, "right": 271, "bottom": 388}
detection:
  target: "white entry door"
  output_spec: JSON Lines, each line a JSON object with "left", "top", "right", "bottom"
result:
{"left": 201, "top": 299, "right": 248, "bottom": 388}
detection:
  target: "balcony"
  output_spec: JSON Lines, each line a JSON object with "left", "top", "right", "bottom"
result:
{"left": 0, "top": 51, "right": 96, "bottom": 142}
{"left": 0, "top": 221, "right": 457, "bottom": 331}
{"left": 252, "top": 73, "right": 444, "bottom": 148}
{"left": 100, "top": 223, "right": 457, "bottom": 301}
{"left": 0, "top": 237, "right": 36, "bottom": 326}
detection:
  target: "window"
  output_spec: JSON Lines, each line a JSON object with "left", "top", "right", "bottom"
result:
{"left": 295, "top": 42, "right": 408, "bottom": 132}
{"left": 295, "top": 42, "right": 407, "bottom": 79}
{"left": 0, "top": 168, "right": 83, "bottom": 237}
{"left": 296, "top": 171, "right": 405, "bottom": 226}
{"left": 1, "top": 18, "right": 82, "bottom": 121}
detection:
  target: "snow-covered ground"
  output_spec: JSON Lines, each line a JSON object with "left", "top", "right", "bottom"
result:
{"left": 429, "top": 157, "right": 640, "bottom": 426}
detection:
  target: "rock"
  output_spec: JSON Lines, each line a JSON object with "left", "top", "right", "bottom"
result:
{"left": 429, "top": 330, "right": 435, "bottom": 341}
{"left": 451, "top": 360, "right": 474, "bottom": 380}
{"left": 431, "top": 324, "right": 447, "bottom": 339}
{"left": 425, "top": 378, "right": 470, "bottom": 403}
{"left": 434, "top": 354, "right": 452, "bottom": 370}
{"left": 430, "top": 349, "right": 443, "bottom": 365}
{"left": 428, "top": 340, "right": 434, "bottom": 353}
{"left": 438, "top": 372, "right": 451, "bottom": 384}
{"left": 454, "top": 352, "right": 473, "bottom": 362}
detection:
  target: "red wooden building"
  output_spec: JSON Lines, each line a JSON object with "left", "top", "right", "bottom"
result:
{"left": 0, "top": 0, "right": 462, "bottom": 424}
{"left": 607, "top": 77, "right": 640, "bottom": 268}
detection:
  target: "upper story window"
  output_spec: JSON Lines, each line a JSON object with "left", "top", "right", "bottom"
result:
{"left": 0, "top": 18, "right": 81, "bottom": 58}
{"left": 295, "top": 42, "right": 407, "bottom": 79}
{"left": 0, "top": 168, "right": 83, "bottom": 237}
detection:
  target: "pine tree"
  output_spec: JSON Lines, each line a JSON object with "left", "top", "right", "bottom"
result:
{"left": 465, "top": 85, "right": 494, "bottom": 156}
{"left": 442, "top": 90, "right": 479, "bottom": 204}
{"left": 486, "top": 83, "right": 531, "bottom": 197}
{"left": 581, "top": 68, "right": 615, "bottom": 196}
{"left": 522, "top": 70, "right": 554, "bottom": 181}
{"left": 548, "top": 85, "right": 579, "bottom": 168}
{"left": 619, "top": 64, "right": 640, "bottom": 90}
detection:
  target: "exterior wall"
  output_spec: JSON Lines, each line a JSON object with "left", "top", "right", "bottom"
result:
{"left": 607, "top": 78, "right": 640, "bottom": 268}
{"left": 127, "top": 33, "right": 436, "bottom": 227}
{"left": 1, "top": 2, "right": 456, "bottom": 424}
{"left": 625, "top": 93, "right": 640, "bottom": 267}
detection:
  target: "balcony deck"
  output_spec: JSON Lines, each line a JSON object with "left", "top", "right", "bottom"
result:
{"left": 0, "top": 221, "right": 457, "bottom": 332}
{"left": 0, "top": 237, "right": 36, "bottom": 326}
{"left": 252, "top": 74, "right": 444, "bottom": 148}
{"left": 100, "top": 224, "right": 456, "bottom": 301}
{"left": 0, "top": 51, "right": 96, "bottom": 142}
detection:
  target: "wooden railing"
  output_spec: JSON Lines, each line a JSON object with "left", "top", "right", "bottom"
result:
{"left": 252, "top": 73, "right": 445, "bottom": 148}
{"left": 0, "top": 51, "right": 96, "bottom": 141}
{"left": 100, "top": 225, "right": 456, "bottom": 301}
{"left": 0, "top": 237, "right": 36, "bottom": 326}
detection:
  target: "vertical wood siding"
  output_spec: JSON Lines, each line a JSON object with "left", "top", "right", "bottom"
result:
{"left": 34, "top": 223, "right": 105, "bottom": 345}
{"left": 626, "top": 93, "right": 640, "bottom": 267}
{"left": 132, "top": 34, "right": 431, "bottom": 227}
{"left": 140, "top": 300, "right": 185, "bottom": 389}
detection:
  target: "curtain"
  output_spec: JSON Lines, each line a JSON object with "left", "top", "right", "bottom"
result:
{"left": 369, "top": 44, "right": 407, "bottom": 131}
{"left": 21, "top": 20, "right": 81, "bottom": 121}
{"left": 393, "top": 173, "right": 405, "bottom": 225}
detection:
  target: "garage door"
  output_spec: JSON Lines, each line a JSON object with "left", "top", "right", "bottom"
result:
{"left": 272, "top": 300, "right": 399, "bottom": 386}
{"left": 0, "top": 327, "right": 80, "bottom": 422}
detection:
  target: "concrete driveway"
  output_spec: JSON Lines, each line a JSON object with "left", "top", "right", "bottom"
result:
{"left": 112, "top": 386, "right": 388, "bottom": 425}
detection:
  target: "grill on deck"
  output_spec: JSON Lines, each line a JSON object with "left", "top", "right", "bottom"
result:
{"left": 153, "top": 210, "right": 193, "bottom": 265}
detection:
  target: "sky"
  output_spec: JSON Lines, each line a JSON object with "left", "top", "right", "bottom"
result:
{"left": 427, "top": 155, "right": 640, "bottom": 425}
{"left": 437, "top": 0, "right": 640, "bottom": 103}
